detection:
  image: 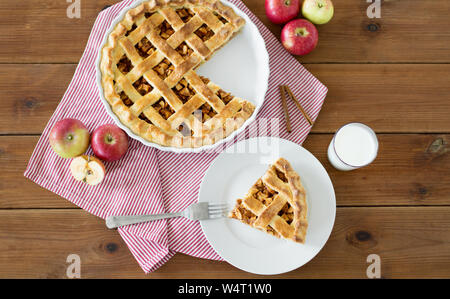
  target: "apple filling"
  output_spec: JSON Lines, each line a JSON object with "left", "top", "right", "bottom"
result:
{"left": 176, "top": 8, "right": 195, "bottom": 23}
{"left": 117, "top": 55, "right": 133, "bottom": 75}
{"left": 153, "top": 58, "right": 175, "bottom": 80}
{"left": 172, "top": 76, "right": 219, "bottom": 123}
{"left": 196, "top": 102, "right": 216, "bottom": 122}
{"left": 139, "top": 113, "right": 153, "bottom": 125}
{"left": 151, "top": 98, "right": 193, "bottom": 136}
{"left": 152, "top": 99, "right": 175, "bottom": 120}
{"left": 120, "top": 91, "right": 133, "bottom": 107}
{"left": 156, "top": 20, "right": 175, "bottom": 40}
{"left": 230, "top": 179, "right": 280, "bottom": 236}
{"left": 230, "top": 169, "right": 295, "bottom": 235}
{"left": 135, "top": 37, "right": 156, "bottom": 58}
{"left": 144, "top": 12, "right": 154, "bottom": 19}
{"left": 125, "top": 24, "right": 137, "bottom": 36}
{"left": 216, "top": 89, "right": 233, "bottom": 105}
{"left": 213, "top": 12, "right": 228, "bottom": 24}
{"left": 195, "top": 24, "right": 215, "bottom": 41}
{"left": 275, "top": 168, "right": 288, "bottom": 183}
{"left": 133, "top": 77, "right": 153, "bottom": 96}
{"left": 172, "top": 78, "right": 195, "bottom": 103}
{"left": 175, "top": 42, "right": 194, "bottom": 58}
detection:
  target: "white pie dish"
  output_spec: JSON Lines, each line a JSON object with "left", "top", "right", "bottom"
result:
{"left": 95, "top": 0, "right": 270, "bottom": 153}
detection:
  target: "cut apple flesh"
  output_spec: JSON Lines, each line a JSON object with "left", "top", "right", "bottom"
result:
{"left": 70, "top": 155, "right": 105, "bottom": 186}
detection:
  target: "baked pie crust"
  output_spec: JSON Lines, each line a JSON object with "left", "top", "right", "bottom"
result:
{"left": 229, "top": 158, "right": 308, "bottom": 243}
{"left": 100, "top": 0, "right": 255, "bottom": 148}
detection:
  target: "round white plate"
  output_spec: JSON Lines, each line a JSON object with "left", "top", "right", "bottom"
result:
{"left": 96, "top": 0, "right": 270, "bottom": 153}
{"left": 199, "top": 137, "right": 336, "bottom": 275}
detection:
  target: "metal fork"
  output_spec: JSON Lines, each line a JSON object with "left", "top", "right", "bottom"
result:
{"left": 105, "top": 202, "right": 227, "bottom": 229}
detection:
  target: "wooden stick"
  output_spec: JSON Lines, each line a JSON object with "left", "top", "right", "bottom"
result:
{"left": 279, "top": 85, "right": 292, "bottom": 133}
{"left": 283, "top": 85, "right": 314, "bottom": 126}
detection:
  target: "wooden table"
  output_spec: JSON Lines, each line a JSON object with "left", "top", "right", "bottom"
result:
{"left": 1, "top": 0, "right": 449, "bottom": 278}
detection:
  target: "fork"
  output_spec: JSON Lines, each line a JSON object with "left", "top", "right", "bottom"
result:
{"left": 105, "top": 202, "right": 227, "bottom": 229}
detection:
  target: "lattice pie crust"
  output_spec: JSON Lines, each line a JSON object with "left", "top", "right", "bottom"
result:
{"left": 229, "top": 158, "right": 308, "bottom": 243}
{"left": 100, "top": 0, "right": 255, "bottom": 148}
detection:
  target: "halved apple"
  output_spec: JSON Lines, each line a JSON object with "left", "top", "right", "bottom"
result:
{"left": 70, "top": 155, "right": 105, "bottom": 186}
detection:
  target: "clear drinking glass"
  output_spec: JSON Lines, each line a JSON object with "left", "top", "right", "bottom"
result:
{"left": 327, "top": 123, "right": 379, "bottom": 171}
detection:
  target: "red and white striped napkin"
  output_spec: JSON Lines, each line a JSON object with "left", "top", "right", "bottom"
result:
{"left": 24, "top": 0, "right": 327, "bottom": 273}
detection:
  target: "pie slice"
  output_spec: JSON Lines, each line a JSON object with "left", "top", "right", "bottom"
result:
{"left": 100, "top": 0, "right": 255, "bottom": 148}
{"left": 229, "top": 158, "right": 308, "bottom": 243}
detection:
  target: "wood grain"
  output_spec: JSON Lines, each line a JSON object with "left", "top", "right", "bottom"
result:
{"left": 306, "top": 64, "right": 450, "bottom": 133}
{"left": 0, "top": 0, "right": 449, "bottom": 63}
{"left": 1, "top": 0, "right": 449, "bottom": 279}
{"left": 1, "top": 64, "right": 449, "bottom": 134}
{"left": 2, "top": 134, "right": 449, "bottom": 208}
{"left": 0, "top": 208, "right": 449, "bottom": 278}
{"left": 0, "top": 64, "right": 73, "bottom": 135}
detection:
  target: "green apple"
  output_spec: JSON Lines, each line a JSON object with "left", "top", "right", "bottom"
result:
{"left": 302, "top": 0, "right": 334, "bottom": 25}
{"left": 49, "top": 118, "right": 90, "bottom": 158}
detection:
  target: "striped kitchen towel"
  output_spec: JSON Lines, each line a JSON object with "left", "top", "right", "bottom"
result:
{"left": 24, "top": 0, "right": 327, "bottom": 273}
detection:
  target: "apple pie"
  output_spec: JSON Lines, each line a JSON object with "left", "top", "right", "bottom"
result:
{"left": 229, "top": 158, "right": 308, "bottom": 243}
{"left": 100, "top": 0, "right": 255, "bottom": 148}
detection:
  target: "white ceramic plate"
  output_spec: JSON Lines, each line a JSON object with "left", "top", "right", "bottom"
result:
{"left": 96, "top": 0, "right": 270, "bottom": 153}
{"left": 199, "top": 137, "right": 336, "bottom": 275}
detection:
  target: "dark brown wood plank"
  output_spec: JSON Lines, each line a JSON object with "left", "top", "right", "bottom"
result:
{"left": 303, "top": 134, "right": 450, "bottom": 206}
{"left": 0, "top": 0, "right": 107, "bottom": 64}
{"left": 0, "top": 136, "right": 77, "bottom": 209}
{"left": 0, "top": 207, "right": 449, "bottom": 278}
{"left": 1, "top": 64, "right": 449, "bottom": 134}
{"left": 307, "top": 64, "right": 450, "bottom": 133}
{"left": 0, "top": 64, "right": 74, "bottom": 135}
{"left": 253, "top": 0, "right": 450, "bottom": 64}
{"left": 0, "top": 0, "right": 449, "bottom": 63}
{"left": 2, "top": 134, "right": 449, "bottom": 208}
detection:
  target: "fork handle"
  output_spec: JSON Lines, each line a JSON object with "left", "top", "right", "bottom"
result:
{"left": 106, "top": 212, "right": 183, "bottom": 229}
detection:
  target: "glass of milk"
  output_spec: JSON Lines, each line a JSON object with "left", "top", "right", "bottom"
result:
{"left": 327, "top": 123, "right": 378, "bottom": 171}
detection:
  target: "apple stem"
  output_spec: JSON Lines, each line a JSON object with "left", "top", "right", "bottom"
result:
{"left": 67, "top": 135, "right": 73, "bottom": 141}
{"left": 318, "top": 3, "right": 324, "bottom": 8}
{"left": 284, "top": 0, "right": 290, "bottom": 6}
{"left": 107, "top": 135, "right": 113, "bottom": 143}
{"left": 295, "top": 27, "right": 309, "bottom": 37}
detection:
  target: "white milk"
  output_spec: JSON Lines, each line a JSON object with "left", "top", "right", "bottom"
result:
{"left": 327, "top": 123, "right": 378, "bottom": 171}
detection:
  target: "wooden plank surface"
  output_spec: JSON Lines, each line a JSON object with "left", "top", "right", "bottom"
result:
{"left": 1, "top": 208, "right": 449, "bottom": 278}
{"left": 2, "top": 64, "right": 450, "bottom": 135}
{"left": 0, "top": 0, "right": 449, "bottom": 63}
{"left": 1, "top": 0, "right": 449, "bottom": 279}
{"left": 2, "top": 134, "right": 449, "bottom": 208}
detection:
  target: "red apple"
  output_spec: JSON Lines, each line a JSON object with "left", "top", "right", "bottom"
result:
{"left": 281, "top": 19, "right": 318, "bottom": 56}
{"left": 49, "top": 118, "right": 90, "bottom": 158}
{"left": 91, "top": 124, "right": 128, "bottom": 162}
{"left": 265, "top": 0, "right": 300, "bottom": 24}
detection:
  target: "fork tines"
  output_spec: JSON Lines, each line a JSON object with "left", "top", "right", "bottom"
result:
{"left": 208, "top": 203, "right": 228, "bottom": 219}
